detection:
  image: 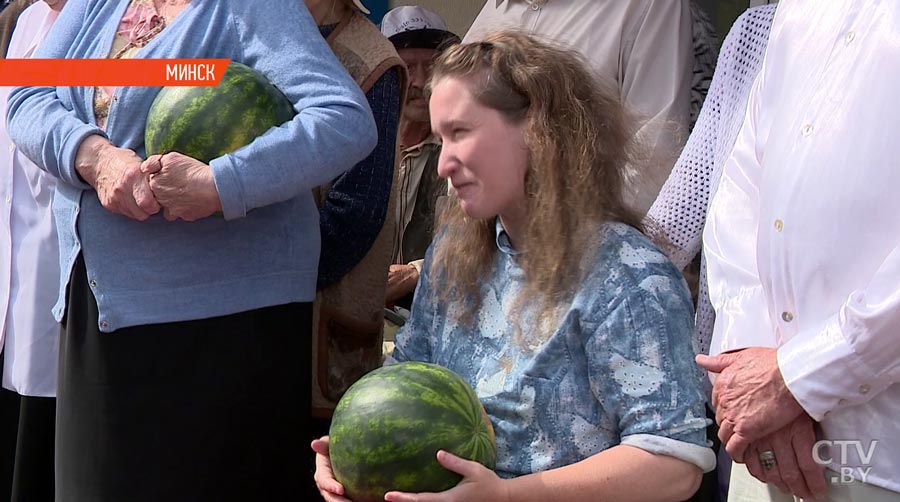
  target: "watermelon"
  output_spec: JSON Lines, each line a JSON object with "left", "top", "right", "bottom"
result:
{"left": 145, "top": 61, "right": 295, "bottom": 164}
{"left": 329, "top": 361, "right": 496, "bottom": 502}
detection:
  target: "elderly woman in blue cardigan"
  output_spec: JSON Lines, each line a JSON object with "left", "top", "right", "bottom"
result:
{"left": 6, "top": 0, "right": 375, "bottom": 500}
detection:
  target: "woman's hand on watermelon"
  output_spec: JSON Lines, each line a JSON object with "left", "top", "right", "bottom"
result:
{"left": 75, "top": 135, "right": 161, "bottom": 221}
{"left": 384, "top": 450, "right": 509, "bottom": 502}
{"left": 312, "top": 436, "right": 353, "bottom": 502}
{"left": 141, "top": 152, "right": 223, "bottom": 221}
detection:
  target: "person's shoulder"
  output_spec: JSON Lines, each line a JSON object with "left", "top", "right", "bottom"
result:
{"left": 345, "top": 10, "right": 395, "bottom": 49}
{"left": 12, "top": 0, "right": 48, "bottom": 26}
{"left": 216, "top": 0, "right": 286, "bottom": 24}
{"left": 6, "top": 1, "right": 47, "bottom": 55}
{"left": 597, "top": 222, "right": 672, "bottom": 266}
{"left": 333, "top": 11, "right": 403, "bottom": 75}
{"left": 319, "top": 15, "right": 401, "bottom": 107}
{"left": 222, "top": 0, "right": 323, "bottom": 43}
{"left": 575, "top": 224, "right": 693, "bottom": 337}
{"left": 575, "top": 223, "right": 691, "bottom": 338}
{"left": 223, "top": 0, "right": 307, "bottom": 17}
{"left": 593, "top": 222, "right": 685, "bottom": 291}
{"left": 0, "top": 0, "right": 33, "bottom": 21}
{"left": 730, "top": 4, "right": 777, "bottom": 38}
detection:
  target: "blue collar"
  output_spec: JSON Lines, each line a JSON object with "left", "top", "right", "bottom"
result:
{"left": 495, "top": 218, "right": 521, "bottom": 256}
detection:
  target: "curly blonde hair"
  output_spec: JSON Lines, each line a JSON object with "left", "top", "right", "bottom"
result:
{"left": 428, "top": 31, "right": 643, "bottom": 332}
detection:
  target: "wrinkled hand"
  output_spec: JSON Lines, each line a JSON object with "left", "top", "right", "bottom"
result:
{"left": 743, "top": 414, "right": 827, "bottom": 500}
{"left": 386, "top": 264, "right": 420, "bottom": 303}
{"left": 141, "top": 152, "right": 222, "bottom": 221}
{"left": 384, "top": 451, "right": 508, "bottom": 502}
{"left": 75, "top": 135, "right": 160, "bottom": 220}
{"left": 696, "top": 348, "right": 805, "bottom": 462}
{"left": 311, "top": 436, "right": 353, "bottom": 502}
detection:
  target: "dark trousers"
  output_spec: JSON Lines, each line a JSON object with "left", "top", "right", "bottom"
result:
{"left": 56, "top": 255, "right": 315, "bottom": 501}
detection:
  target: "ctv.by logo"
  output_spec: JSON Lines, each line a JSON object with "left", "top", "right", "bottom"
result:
{"left": 812, "top": 440, "right": 878, "bottom": 484}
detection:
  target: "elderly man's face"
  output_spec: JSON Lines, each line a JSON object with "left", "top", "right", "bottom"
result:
{"left": 398, "top": 47, "right": 438, "bottom": 124}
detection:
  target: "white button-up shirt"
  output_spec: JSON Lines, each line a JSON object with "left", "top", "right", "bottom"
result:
{"left": 704, "top": 0, "right": 900, "bottom": 492}
{"left": 464, "top": 0, "right": 692, "bottom": 216}
{"left": 0, "top": 1, "right": 60, "bottom": 397}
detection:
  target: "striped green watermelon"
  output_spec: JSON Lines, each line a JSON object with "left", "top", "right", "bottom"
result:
{"left": 144, "top": 61, "right": 294, "bottom": 164}
{"left": 329, "top": 361, "right": 496, "bottom": 502}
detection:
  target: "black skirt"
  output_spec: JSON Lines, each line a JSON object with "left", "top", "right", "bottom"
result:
{"left": 56, "top": 255, "right": 315, "bottom": 501}
{"left": 0, "top": 360, "right": 56, "bottom": 502}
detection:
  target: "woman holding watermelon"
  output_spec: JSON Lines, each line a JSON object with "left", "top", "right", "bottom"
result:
{"left": 313, "top": 32, "right": 715, "bottom": 502}
{"left": 7, "top": 0, "right": 377, "bottom": 500}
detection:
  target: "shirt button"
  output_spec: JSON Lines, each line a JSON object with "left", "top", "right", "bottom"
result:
{"left": 5, "top": 196, "right": 10, "bottom": 204}
{"left": 531, "top": 3, "right": 539, "bottom": 10}
{"left": 845, "top": 31, "right": 856, "bottom": 44}
{"left": 859, "top": 384, "right": 870, "bottom": 395}
{"left": 7, "top": 143, "right": 13, "bottom": 153}
{"left": 89, "top": 279, "right": 97, "bottom": 287}
{"left": 99, "top": 321, "right": 108, "bottom": 328}
{"left": 774, "top": 219, "right": 784, "bottom": 232}
{"left": 801, "top": 124, "right": 814, "bottom": 137}
{"left": 782, "top": 311, "right": 794, "bottom": 322}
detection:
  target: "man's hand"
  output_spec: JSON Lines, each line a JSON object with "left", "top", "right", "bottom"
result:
{"left": 743, "top": 414, "right": 827, "bottom": 500}
{"left": 696, "top": 348, "right": 805, "bottom": 462}
{"left": 386, "top": 263, "right": 420, "bottom": 303}
{"left": 75, "top": 135, "right": 160, "bottom": 220}
{"left": 141, "top": 152, "right": 222, "bottom": 221}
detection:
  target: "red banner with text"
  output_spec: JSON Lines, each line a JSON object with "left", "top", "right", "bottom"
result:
{"left": 0, "top": 59, "right": 230, "bottom": 86}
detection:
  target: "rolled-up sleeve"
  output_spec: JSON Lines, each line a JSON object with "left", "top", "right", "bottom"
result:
{"left": 588, "top": 270, "right": 715, "bottom": 472}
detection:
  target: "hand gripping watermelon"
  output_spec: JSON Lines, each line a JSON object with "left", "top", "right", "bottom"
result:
{"left": 329, "top": 361, "right": 496, "bottom": 502}
{"left": 145, "top": 61, "right": 295, "bottom": 164}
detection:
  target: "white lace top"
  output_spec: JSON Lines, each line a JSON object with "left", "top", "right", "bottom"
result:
{"left": 645, "top": 5, "right": 776, "bottom": 355}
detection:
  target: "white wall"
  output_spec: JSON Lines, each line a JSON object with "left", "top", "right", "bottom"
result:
{"left": 387, "top": 0, "right": 485, "bottom": 39}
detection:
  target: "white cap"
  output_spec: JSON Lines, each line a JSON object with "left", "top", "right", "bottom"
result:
{"left": 380, "top": 6, "right": 460, "bottom": 50}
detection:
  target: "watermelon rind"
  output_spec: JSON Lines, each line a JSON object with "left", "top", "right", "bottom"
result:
{"left": 329, "top": 361, "right": 497, "bottom": 502}
{"left": 144, "top": 61, "right": 295, "bottom": 164}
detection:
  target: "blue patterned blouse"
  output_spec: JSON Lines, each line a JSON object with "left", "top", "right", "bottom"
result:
{"left": 390, "top": 221, "right": 716, "bottom": 478}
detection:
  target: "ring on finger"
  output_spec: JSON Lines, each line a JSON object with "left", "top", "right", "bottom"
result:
{"left": 759, "top": 450, "right": 777, "bottom": 470}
